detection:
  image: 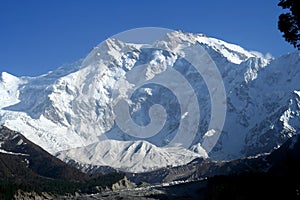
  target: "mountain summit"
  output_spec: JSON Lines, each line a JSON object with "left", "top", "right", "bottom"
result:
{"left": 0, "top": 31, "right": 299, "bottom": 172}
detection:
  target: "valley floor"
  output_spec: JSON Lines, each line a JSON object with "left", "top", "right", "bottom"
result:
{"left": 57, "top": 180, "right": 207, "bottom": 200}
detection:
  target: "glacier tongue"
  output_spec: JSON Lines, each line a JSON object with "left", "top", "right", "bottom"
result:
{"left": 0, "top": 31, "right": 300, "bottom": 172}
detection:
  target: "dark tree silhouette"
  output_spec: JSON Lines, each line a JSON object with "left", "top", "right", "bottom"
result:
{"left": 278, "top": 0, "right": 300, "bottom": 49}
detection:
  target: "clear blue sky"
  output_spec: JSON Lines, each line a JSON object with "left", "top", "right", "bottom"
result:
{"left": 0, "top": 0, "right": 296, "bottom": 76}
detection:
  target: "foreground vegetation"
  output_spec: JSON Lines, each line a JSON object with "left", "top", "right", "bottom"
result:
{"left": 0, "top": 172, "right": 124, "bottom": 200}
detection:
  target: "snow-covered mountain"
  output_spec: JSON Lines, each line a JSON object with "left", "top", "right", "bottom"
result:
{"left": 0, "top": 30, "right": 299, "bottom": 172}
